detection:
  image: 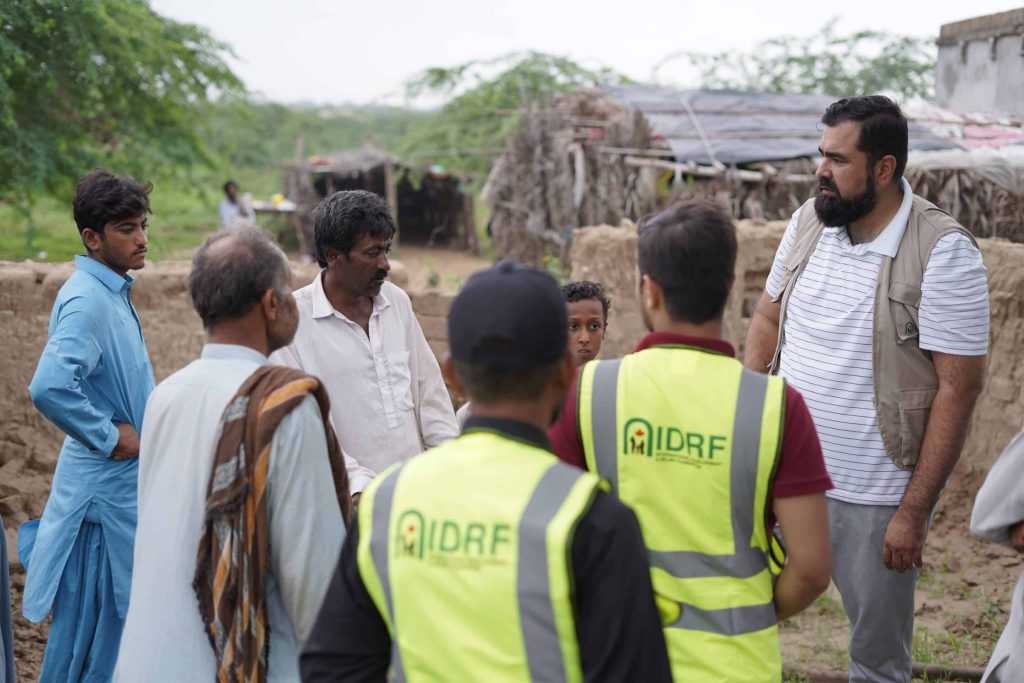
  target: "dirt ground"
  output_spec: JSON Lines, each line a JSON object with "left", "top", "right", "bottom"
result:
{"left": 392, "top": 243, "right": 491, "bottom": 293}
{"left": 779, "top": 469, "right": 1021, "bottom": 681}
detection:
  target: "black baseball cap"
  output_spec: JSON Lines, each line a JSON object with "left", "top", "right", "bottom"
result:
{"left": 449, "top": 260, "right": 567, "bottom": 369}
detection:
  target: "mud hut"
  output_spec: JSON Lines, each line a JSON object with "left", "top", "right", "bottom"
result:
{"left": 285, "top": 142, "right": 476, "bottom": 255}
{"left": 486, "top": 85, "right": 1023, "bottom": 265}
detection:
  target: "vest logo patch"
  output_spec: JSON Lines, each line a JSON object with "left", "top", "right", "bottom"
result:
{"left": 622, "top": 417, "right": 728, "bottom": 467}
{"left": 394, "top": 509, "right": 513, "bottom": 569}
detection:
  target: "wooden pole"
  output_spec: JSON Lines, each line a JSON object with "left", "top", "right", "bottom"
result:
{"left": 384, "top": 162, "right": 399, "bottom": 250}
{"left": 622, "top": 155, "right": 816, "bottom": 184}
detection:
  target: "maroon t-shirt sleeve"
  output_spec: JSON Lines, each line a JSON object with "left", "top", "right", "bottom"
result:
{"left": 549, "top": 367, "right": 586, "bottom": 469}
{"left": 772, "top": 384, "right": 833, "bottom": 499}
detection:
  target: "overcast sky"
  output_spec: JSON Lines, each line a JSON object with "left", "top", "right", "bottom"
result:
{"left": 151, "top": 0, "right": 1022, "bottom": 106}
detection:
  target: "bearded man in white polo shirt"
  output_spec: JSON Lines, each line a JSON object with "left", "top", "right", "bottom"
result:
{"left": 745, "top": 96, "right": 989, "bottom": 682}
{"left": 271, "top": 190, "right": 458, "bottom": 497}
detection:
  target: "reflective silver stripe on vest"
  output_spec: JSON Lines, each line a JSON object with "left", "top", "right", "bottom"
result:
{"left": 648, "top": 369, "right": 770, "bottom": 579}
{"left": 518, "top": 463, "right": 588, "bottom": 683}
{"left": 369, "top": 465, "right": 407, "bottom": 683}
{"left": 668, "top": 601, "right": 777, "bottom": 636}
{"left": 589, "top": 358, "right": 622, "bottom": 491}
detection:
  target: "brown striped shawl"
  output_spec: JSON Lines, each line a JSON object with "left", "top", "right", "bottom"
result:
{"left": 193, "top": 365, "right": 352, "bottom": 683}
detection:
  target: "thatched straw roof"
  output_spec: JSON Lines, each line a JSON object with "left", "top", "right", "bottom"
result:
{"left": 308, "top": 142, "right": 400, "bottom": 176}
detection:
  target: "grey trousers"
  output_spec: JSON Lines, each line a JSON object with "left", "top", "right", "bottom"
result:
{"left": 828, "top": 498, "right": 917, "bottom": 683}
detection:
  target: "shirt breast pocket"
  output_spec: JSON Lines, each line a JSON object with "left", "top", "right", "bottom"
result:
{"left": 889, "top": 281, "right": 922, "bottom": 345}
{"left": 386, "top": 351, "right": 415, "bottom": 412}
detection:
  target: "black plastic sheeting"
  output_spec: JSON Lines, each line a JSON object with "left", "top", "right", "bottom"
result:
{"left": 602, "top": 85, "right": 957, "bottom": 165}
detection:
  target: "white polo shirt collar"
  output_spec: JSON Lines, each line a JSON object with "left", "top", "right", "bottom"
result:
{"left": 822, "top": 177, "right": 913, "bottom": 258}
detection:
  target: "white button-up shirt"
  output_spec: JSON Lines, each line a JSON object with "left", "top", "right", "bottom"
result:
{"left": 271, "top": 274, "right": 458, "bottom": 492}
{"left": 115, "top": 344, "right": 345, "bottom": 682}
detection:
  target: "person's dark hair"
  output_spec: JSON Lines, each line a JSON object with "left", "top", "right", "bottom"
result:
{"left": 223, "top": 180, "right": 237, "bottom": 194}
{"left": 637, "top": 201, "right": 737, "bottom": 324}
{"left": 455, "top": 339, "right": 560, "bottom": 402}
{"left": 821, "top": 96, "right": 909, "bottom": 181}
{"left": 562, "top": 281, "right": 611, "bottom": 321}
{"left": 189, "top": 226, "right": 290, "bottom": 329}
{"left": 313, "top": 190, "right": 396, "bottom": 267}
{"left": 72, "top": 168, "right": 152, "bottom": 239}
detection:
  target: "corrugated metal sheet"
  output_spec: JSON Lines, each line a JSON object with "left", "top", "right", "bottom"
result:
{"left": 601, "top": 85, "right": 957, "bottom": 165}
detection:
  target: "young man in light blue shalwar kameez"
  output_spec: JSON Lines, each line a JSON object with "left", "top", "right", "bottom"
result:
{"left": 19, "top": 169, "right": 155, "bottom": 683}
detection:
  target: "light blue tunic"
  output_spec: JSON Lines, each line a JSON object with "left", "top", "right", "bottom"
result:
{"left": 22, "top": 255, "right": 154, "bottom": 623}
{"left": 0, "top": 513, "right": 14, "bottom": 683}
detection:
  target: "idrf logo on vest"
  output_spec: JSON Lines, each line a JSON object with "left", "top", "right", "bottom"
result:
{"left": 395, "top": 509, "right": 513, "bottom": 570}
{"left": 622, "top": 417, "right": 729, "bottom": 467}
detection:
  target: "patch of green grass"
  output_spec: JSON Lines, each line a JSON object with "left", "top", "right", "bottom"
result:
{"left": 913, "top": 621, "right": 996, "bottom": 673}
{"left": 0, "top": 167, "right": 280, "bottom": 262}
{"left": 813, "top": 593, "right": 844, "bottom": 619}
{"left": 913, "top": 626, "right": 949, "bottom": 667}
{"left": 917, "top": 566, "right": 935, "bottom": 590}
{"left": 976, "top": 586, "right": 1005, "bottom": 626}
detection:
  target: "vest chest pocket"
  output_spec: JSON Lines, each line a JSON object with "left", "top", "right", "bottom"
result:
{"left": 897, "top": 387, "right": 938, "bottom": 469}
{"left": 889, "top": 281, "right": 922, "bottom": 344}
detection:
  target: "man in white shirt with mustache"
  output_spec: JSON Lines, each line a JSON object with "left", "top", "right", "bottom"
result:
{"left": 271, "top": 190, "right": 458, "bottom": 498}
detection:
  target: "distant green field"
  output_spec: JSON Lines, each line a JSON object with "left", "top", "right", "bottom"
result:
{"left": 0, "top": 167, "right": 281, "bottom": 262}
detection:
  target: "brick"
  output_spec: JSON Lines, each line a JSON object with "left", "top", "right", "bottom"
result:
{"left": 411, "top": 291, "right": 454, "bottom": 318}
{"left": 417, "top": 314, "right": 448, "bottom": 341}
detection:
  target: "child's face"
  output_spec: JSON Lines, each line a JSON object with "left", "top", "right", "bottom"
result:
{"left": 566, "top": 299, "right": 607, "bottom": 367}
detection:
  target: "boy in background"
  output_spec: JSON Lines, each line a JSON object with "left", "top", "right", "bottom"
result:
{"left": 455, "top": 280, "right": 610, "bottom": 427}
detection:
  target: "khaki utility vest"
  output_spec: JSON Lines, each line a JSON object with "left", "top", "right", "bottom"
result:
{"left": 769, "top": 195, "right": 975, "bottom": 470}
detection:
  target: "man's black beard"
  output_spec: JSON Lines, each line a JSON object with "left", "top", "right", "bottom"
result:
{"left": 813, "top": 178, "right": 878, "bottom": 228}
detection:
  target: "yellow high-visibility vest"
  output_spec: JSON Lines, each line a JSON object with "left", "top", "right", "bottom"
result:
{"left": 578, "top": 345, "right": 786, "bottom": 682}
{"left": 357, "top": 430, "right": 602, "bottom": 683}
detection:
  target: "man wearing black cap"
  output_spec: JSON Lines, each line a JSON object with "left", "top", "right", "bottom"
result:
{"left": 300, "top": 260, "right": 672, "bottom": 683}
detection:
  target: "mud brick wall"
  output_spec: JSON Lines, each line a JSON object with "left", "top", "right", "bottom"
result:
{"left": 407, "top": 290, "right": 454, "bottom": 362}
{"left": 571, "top": 220, "right": 1024, "bottom": 476}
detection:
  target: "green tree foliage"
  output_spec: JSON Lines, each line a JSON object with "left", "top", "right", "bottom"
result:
{"left": 398, "top": 51, "right": 624, "bottom": 176}
{"left": 0, "top": 0, "right": 242, "bottom": 205}
{"left": 205, "top": 100, "right": 425, "bottom": 171}
{"left": 656, "top": 20, "right": 936, "bottom": 102}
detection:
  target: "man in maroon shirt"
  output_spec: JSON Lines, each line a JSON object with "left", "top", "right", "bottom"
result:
{"left": 551, "top": 337, "right": 832, "bottom": 529}
{"left": 549, "top": 201, "right": 833, "bottom": 678}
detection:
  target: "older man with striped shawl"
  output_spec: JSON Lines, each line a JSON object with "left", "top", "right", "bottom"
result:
{"left": 114, "top": 227, "right": 351, "bottom": 683}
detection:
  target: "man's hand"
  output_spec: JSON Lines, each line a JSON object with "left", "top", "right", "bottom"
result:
{"left": 883, "top": 507, "right": 927, "bottom": 572}
{"left": 1010, "top": 521, "right": 1024, "bottom": 553}
{"left": 110, "top": 423, "right": 141, "bottom": 461}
